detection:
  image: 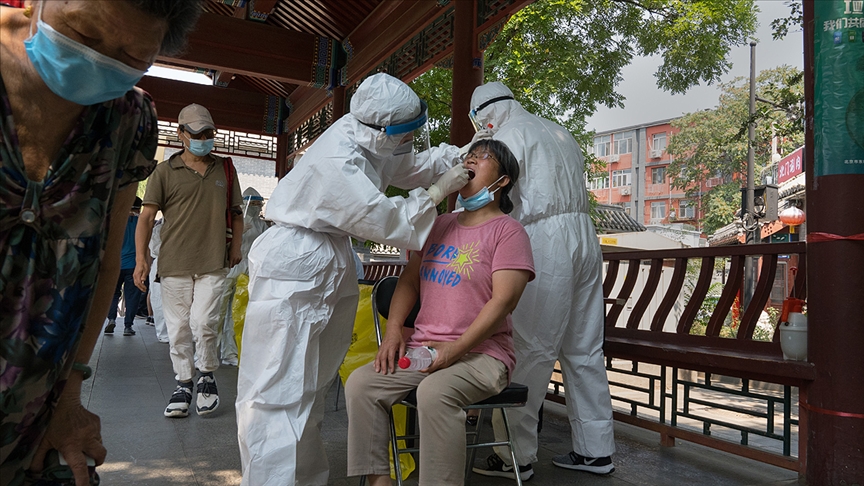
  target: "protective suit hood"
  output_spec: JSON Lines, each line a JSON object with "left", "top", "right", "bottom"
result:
{"left": 242, "top": 187, "right": 264, "bottom": 220}
{"left": 350, "top": 73, "right": 422, "bottom": 156}
{"left": 470, "top": 82, "right": 523, "bottom": 133}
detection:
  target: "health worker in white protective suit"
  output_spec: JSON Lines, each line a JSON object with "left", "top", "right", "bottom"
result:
{"left": 468, "top": 82, "right": 616, "bottom": 482}
{"left": 235, "top": 73, "right": 469, "bottom": 486}
{"left": 217, "top": 187, "right": 268, "bottom": 366}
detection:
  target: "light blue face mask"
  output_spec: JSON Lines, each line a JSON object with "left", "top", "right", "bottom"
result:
{"left": 457, "top": 176, "right": 505, "bottom": 211}
{"left": 187, "top": 137, "right": 215, "bottom": 157}
{"left": 23, "top": 2, "right": 147, "bottom": 106}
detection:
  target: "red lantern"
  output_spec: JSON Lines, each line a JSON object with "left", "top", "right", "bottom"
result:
{"left": 779, "top": 206, "right": 806, "bottom": 226}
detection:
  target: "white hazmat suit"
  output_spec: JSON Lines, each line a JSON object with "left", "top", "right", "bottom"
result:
{"left": 470, "top": 83, "right": 616, "bottom": 466}
{"left": 148, "top": 220, "right": 169, "bottom": 343}
{"left": 236, "top": 73, "right": 465, "bottom": 486}
{"left": 218, "top": 187, "right": 268, "bottom": 365}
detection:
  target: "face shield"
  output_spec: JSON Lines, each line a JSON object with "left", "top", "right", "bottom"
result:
{"left": 368, "top": 100, "right": 431, "bottom": 156}
{"left": 243, "top": 194, "right": 264, "bottom": 220}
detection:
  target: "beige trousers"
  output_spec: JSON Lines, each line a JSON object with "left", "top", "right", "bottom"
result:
{"left": 161, "top": 270, "right": 227, "bottom": 382}
{"left": 346, "top": 353, "right": 508, "bottom": 485}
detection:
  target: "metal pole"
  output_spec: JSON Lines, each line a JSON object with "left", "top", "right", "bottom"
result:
{"left": 743, "top": 41, "right": 757, "bottom": 309}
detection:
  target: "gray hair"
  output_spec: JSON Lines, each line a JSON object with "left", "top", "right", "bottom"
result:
{"left": 125, "top": 0, "right": 203, "bottom": 56}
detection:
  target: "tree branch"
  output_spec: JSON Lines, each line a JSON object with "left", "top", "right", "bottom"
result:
{"left": 610, "top": 0, "right": 675, "bottom": 19}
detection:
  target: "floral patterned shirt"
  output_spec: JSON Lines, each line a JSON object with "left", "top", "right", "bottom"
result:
{"left": 0, "top": 71, "right": 157, "bottom": 483}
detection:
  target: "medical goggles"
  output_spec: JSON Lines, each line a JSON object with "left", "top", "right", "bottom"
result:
{"left": 469, "top": 95, "right": 514, "bottom": 131}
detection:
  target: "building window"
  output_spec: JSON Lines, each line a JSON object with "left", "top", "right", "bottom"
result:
{"left": 611, "top": 169, "right": 631, "bottom": 187}
{"left": 593, "top": 135, "right": 611, "bottom": 157}
{"left": 652, "top": 132, "right": 667, "bottom": 152}
{"left": 651, "top": 166, "right": 666, "bottom": 184}
{"left": 651, "top": 201, "right": 667, "bottom": 221}
{"left": 614, "top": 137, "right": 633, "bottom": 155}
{"left": 586, "top": 175, "right": 609, "bottom": 190}
{"left": 679, "top": 200, "right": 696, "bottom": 219}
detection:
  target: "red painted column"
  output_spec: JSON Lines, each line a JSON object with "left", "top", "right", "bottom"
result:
{"left": 449, "top": 0, "right": 483, "bottom": 210}
{"left": 275, "top": 132, "right": 289, "bottom": 179}
{"left": 803, "top": 2, "right": 864, "bottom": 483}
{"left": 332, "top": 86, "right": 346, "bottom": 121}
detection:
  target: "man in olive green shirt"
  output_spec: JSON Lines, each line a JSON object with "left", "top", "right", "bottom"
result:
{"left": 134, "top": 104, "right": 243, "bottom": 418}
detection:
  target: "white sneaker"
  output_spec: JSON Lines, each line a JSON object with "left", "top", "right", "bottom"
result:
{"left": 196, "top": 373, "right": 219, "bottom": 415}
{"left": 552, "top": 451, "right": 615, "bottom": 475}
{"left": 164, "top": 383, "right": 192, "bottom": 418}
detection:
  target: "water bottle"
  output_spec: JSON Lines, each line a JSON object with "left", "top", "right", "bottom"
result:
{"left": 398, "top": 346, "right": 437, "bottom": 370}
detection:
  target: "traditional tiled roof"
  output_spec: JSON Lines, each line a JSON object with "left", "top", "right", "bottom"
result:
{"left": 708, "top": 221, "right": 743, "bottom": 246}
{"left": 595, "top": 205, "right": 647, "bottom": 234}
{"left": 780, "top": 183, "right": 805, "bottom": 200}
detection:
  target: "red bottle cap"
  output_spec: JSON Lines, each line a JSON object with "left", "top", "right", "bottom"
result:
{"left": 398, "top": 356, "right": 411, "bottom": 369}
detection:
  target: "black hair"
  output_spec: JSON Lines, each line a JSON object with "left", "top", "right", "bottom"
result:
{"left": 467, "top": 139, "right": 519, "bottom": 214}
{"left": 125, "top": 0, "right": 204, "bottom": 56}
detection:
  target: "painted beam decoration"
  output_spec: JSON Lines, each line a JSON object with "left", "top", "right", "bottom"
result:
{"left": 310, "top": 37, "right": 350, "bottom": 90}
{"left": 814, "top": 0, "right": 864, "bottom": 176}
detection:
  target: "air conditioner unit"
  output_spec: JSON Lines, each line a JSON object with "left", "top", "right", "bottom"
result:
{"left": 609, "top": 154, "right": 620, "bottom": 163}
{"left": 650, "top": 149, "right": 663, "bottom": 159}
{"left": 619, "top": 186, "right": 631, "bottom": 195}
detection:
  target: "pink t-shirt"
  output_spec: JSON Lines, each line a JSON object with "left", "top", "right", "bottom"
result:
{"left": 407, "top": 213, "right": 535, "bottom": 377}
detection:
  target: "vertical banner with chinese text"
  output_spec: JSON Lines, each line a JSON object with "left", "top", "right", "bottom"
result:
{"left": 814, "top": 0, "right": 864, "bottom": 176}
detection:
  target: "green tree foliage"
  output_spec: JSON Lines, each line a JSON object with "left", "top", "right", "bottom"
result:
{"left": 483, "top": 0, "right": 758, "bottom": 135}
{"left": 770, "top": 0, "right": 803, "bottom": 40}
{"left": 666, "top": 65, "right": 804, "bottom": 235}
{"left": 408, "top": 0, "right": 758, "bottom": 222}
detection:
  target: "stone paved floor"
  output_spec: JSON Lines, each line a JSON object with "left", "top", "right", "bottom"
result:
{"left": 83, "top": 318, "right": 804, "bottom": 485}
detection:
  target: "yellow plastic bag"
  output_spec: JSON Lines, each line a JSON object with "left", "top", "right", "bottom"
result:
{"left": 232, "top": 273, "right": 250, "bottom": 361}
{"left": 339, "top": 284, "right": 416, "bottom": 480}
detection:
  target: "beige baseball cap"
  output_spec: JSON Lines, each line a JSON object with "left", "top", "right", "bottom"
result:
{"left": 178, "top": 103, "right": 215, "bottom": 134}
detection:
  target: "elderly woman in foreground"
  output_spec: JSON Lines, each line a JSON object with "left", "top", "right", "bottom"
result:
{"left": 0, "top": 1, "right": 202, "bottom": 484}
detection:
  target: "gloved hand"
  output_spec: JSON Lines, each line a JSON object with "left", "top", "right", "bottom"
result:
{"left": 427, "top": 164, "right": 470, "bottom": 205}
{"left": 472, "top": 127, "right": 494, "bottom": 144}
{"left": 458, "top": 128, "right": 495, "bottom": 156}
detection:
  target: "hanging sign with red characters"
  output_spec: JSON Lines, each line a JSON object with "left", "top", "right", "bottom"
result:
{"left": 778, "top": 146, "right": 805, "bottom": 183}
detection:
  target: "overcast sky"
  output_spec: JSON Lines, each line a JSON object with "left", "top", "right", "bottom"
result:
{"left": 586, "top": 1, "right": 804, "bottom": 133}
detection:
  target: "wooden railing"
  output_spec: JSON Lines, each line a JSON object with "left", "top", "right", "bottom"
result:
{"left": 361, "top": 261, "right": 407, "bottom": 283}
{"left": 546, "top": 242, "right": 813, "bottom": 473}
{"left": 602, "top": 242, "right": 812, "bottom": 384}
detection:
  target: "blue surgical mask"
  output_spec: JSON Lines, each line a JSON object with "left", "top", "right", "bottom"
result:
{"left": 23, "top": 2, "right": 147, "bottom": 106}
{"left": 457, "top": 176, "right": 505, "bottom": 211}
{"left": 186, "top": 137, "right": 215, "bottom": 157}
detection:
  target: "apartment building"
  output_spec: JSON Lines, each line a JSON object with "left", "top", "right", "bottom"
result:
{"left": 587, "top": 118, "right": 704, "bottom": 229}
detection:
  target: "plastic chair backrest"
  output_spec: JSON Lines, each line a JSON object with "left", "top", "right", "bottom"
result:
{"left": 371, "top": 276, "right": 421, "bottom": 346}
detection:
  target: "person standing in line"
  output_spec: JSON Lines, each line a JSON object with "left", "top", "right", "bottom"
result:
{"left": 134, "top": 103, "right": 243, "bottom": 419}
{"left": 216, "top": 187, "right": 267, "bottom": 366}
{"left": 147, "top": 218, "right": 169, "bottom": 343}
{"left": 236, "top": 73, "right": 469, "bottom": 486}
{"left": 104, "top": 197, "right": 146, "bottom": 337}
{"left": 469, "top": 82, "right": 616, "bottom": 481}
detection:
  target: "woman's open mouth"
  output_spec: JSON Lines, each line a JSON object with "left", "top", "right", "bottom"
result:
{"left": 467, "top": 169, "right": 475, "bottom": 180}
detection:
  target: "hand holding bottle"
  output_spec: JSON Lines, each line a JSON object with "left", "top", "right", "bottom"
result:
{"left": 398, "top": 346, "right": 438, "bottom": 371}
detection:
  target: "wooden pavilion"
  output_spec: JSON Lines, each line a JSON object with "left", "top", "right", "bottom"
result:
{"left": 139, "top": 0, "right": 532, "bottom": 177}
{"left": 134, "top": 2, "right": 864, "bottom": 484}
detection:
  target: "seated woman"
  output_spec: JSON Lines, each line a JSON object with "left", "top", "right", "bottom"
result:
{"left": 345, "top": 139, "right": 535, "bottom": 485}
